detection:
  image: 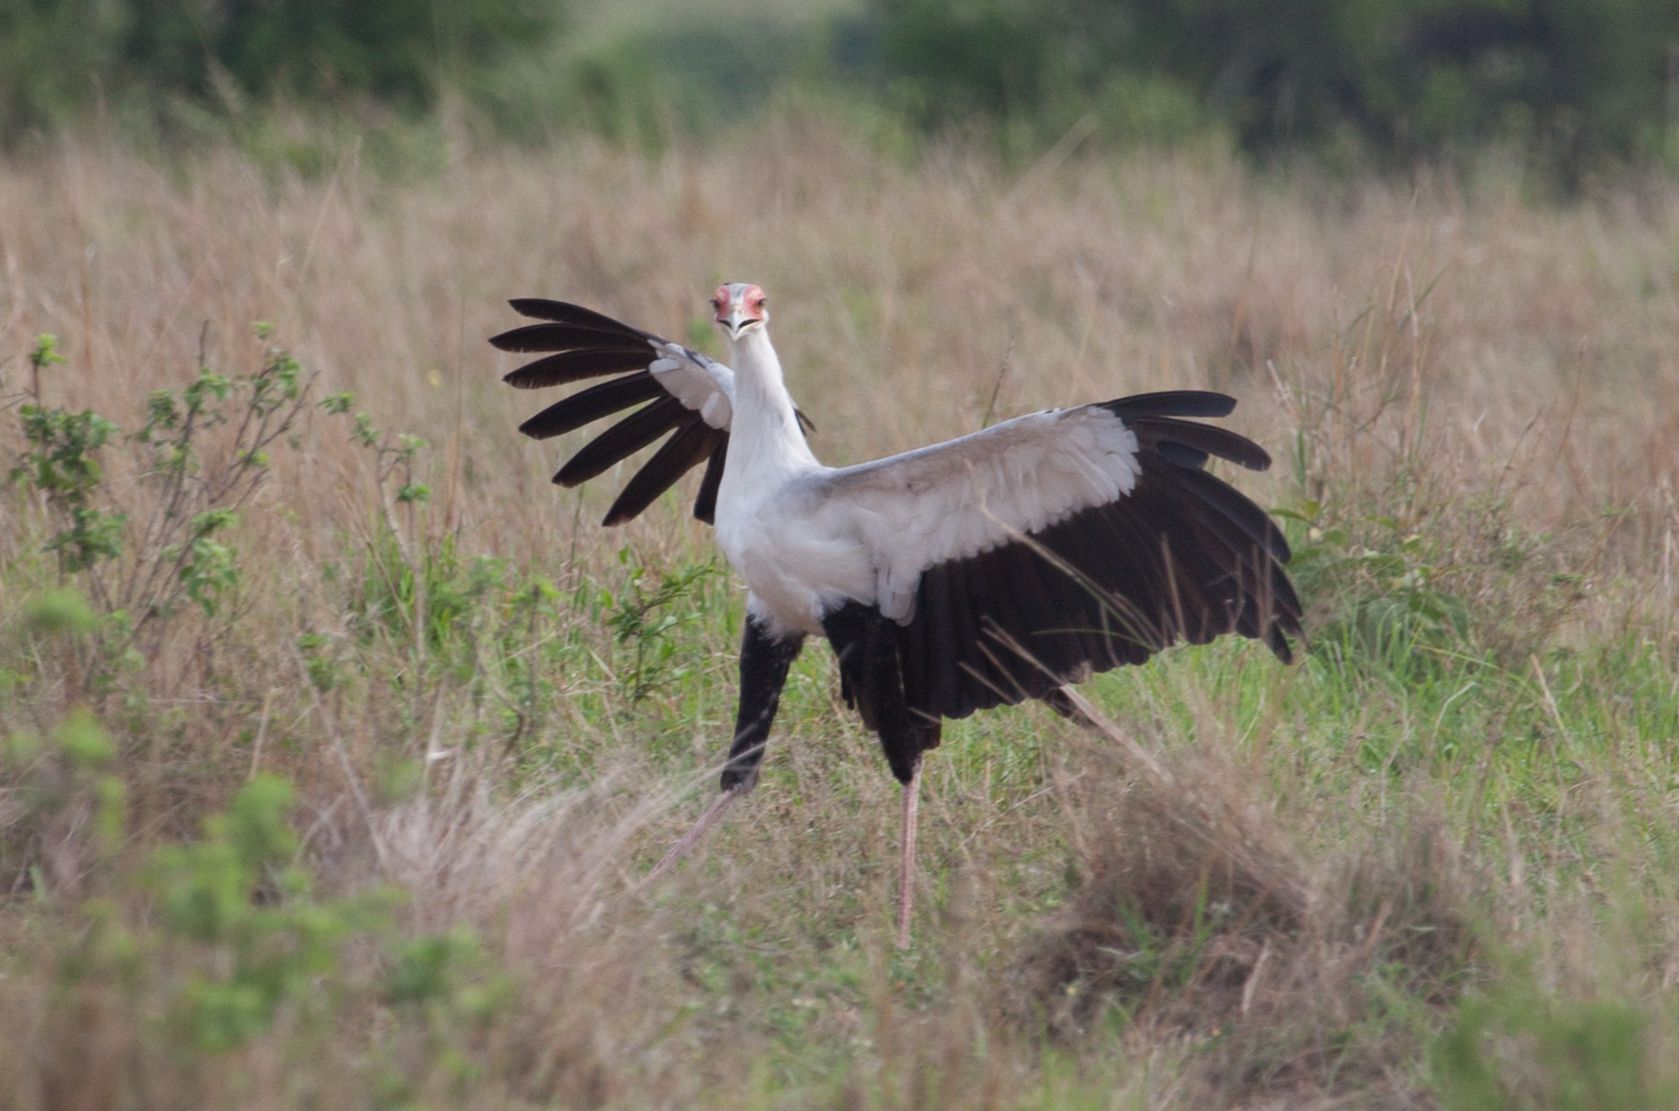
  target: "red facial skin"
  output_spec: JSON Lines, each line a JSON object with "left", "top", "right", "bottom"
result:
{"left": 713, "top": 284, "right": 767, "bottom": 326}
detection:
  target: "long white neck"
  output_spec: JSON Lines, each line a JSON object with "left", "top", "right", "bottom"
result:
{"left": 724, "top": 328, "right": 819, "bottom": 480}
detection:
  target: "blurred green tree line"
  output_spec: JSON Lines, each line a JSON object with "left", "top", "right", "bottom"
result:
{"left": 2, "top": 0, "right": 1676, "bottom": 179}
{"left": 0, "top": 0, "right": 554, "bottom": 136}
{"left": 871, "top": 0, "right": 1679, "bottom": 177}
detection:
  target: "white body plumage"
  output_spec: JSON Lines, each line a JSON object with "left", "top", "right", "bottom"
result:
{"left": 712, "top": 325, "right": 1143, "bottom": 639}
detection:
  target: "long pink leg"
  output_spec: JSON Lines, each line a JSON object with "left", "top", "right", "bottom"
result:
{"left": 896, "top": 761, "right": 923, "bottom": 950}
{"left": 645, "top": 787, "right": 742, "bottom": 883}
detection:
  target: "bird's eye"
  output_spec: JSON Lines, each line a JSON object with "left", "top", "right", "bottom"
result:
{"left": 709, "top": 298, "right": 721, "bottom": 310}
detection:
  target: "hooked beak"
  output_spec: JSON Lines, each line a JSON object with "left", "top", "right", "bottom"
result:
{"left": 720, "top": 305, "right": 750, "bottom": 337}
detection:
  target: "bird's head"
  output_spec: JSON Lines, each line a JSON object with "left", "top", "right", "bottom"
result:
{"left": 712, "top": 282, "right": 769, "bottom": 341}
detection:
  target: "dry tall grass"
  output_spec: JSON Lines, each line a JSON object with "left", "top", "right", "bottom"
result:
{"left": 2, "top": 120, "right": 1677, "bottom": 1108}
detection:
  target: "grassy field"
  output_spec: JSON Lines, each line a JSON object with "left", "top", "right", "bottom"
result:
{"left": 2, "top": 123, "right": 1677, "bottom": 1108}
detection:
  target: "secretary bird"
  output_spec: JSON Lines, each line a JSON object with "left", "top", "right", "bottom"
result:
{"left": 493, "top": 283, "right": 1301, "bottom": 948}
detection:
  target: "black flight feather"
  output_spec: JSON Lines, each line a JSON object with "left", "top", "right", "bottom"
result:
{"left": 1138, "top": 415, "right": 1273, "bottom": 471}
{"left": 692, "top": 439, "right": 729, "bottom": 525}
{"left": 554, "top": 397, "right": 684, "bottom": 487}
{"left": 1103, "top": 390, "right": 1237, "bottom": 420}
{"left": 508, "top": 298, "right": 654, "bottom": 340}
{"left": 604, "top": 422, "right": 723, "bottom": 526}
{"left": 517, "top": 373, "right": 663, "bottom": 439}
{"left": 501, "top": 347, "right": 655, "bottom": 389}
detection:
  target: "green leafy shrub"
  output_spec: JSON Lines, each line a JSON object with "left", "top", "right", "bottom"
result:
{"left": 6, "top": 329, "right": 313, "bottom": 644}
{"left": 46, "top": 770, "right": 508, "bottom": 1062}
{"left": 1433, "top": 980, "right": 1679, "bottom": 1110}
{"left": 2, "top": 586, "right": 126, "bottom": 893}
{"left": 11, "top": 337, "right": 123, "bottom": 575}
{"left": 605, "top": 547, "right": 717, "bottom": 702}
{"left": 143, "top": 776, "right": 376, "bottom": 1050}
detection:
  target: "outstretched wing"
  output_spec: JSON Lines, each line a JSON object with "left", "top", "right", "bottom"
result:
{"left": 823, "top": 391, "right": 1301, "bottom": 720}
{"left": 492, "top": 299, "right": 741, "bottom": 525}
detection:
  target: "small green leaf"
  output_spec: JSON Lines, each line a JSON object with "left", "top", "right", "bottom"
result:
{"left": 21, "top": 587, "right": 98, "bottom": 636}
{"left": 56, "top": 708, "right": 115, "bottom": 769}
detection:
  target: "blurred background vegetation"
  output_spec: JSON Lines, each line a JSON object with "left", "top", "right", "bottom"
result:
{"left": 3, "top": 0, "right": 1677, "bottom": 186}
